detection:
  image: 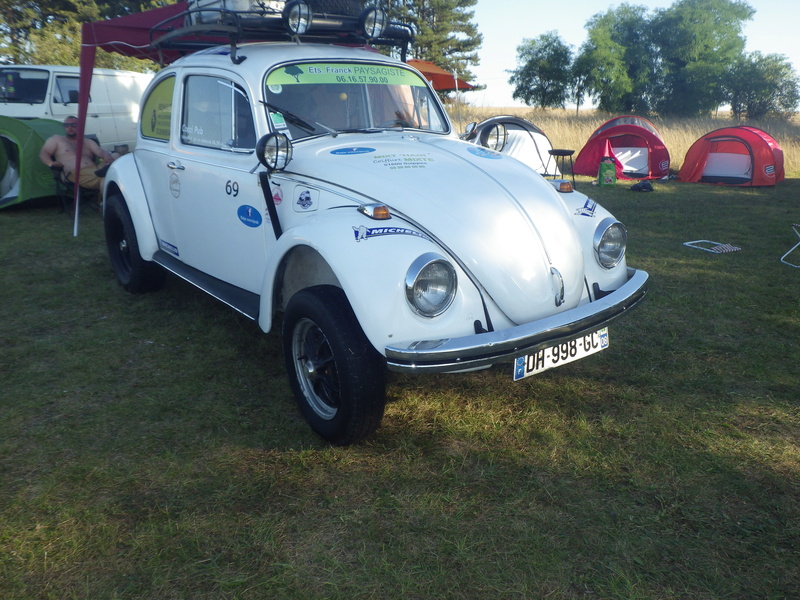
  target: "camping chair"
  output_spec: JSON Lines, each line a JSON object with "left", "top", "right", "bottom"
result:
{"left": 780, "top": 224, "right": 800, "bottom": 268}
{"left": 51, "top": 165, "right": 100, "bottom": 215}
{"left": 49, "top": 133, "right": 103, "bottom": 215}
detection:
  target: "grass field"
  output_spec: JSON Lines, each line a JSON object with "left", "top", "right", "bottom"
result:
{"left": 1, "top": 114, "right": 799, "bottom": 599}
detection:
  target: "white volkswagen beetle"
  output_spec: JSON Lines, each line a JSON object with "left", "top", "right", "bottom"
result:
{"left": 102, "top": 2, "right": 649, "bottom": 444}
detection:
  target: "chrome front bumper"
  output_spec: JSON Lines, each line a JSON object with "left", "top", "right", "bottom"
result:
{"left": 385, "top": 268, "right": 650, "bottom": 373}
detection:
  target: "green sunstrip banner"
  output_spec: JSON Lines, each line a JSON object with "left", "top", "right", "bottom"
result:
{"left": 266, "top": 63, "right": 425, "bottom": 87}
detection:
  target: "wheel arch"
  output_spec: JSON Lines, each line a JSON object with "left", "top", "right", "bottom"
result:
{"left": 103, "top": 156, "right": 158, "bottom": 261}
{"left": 258, "top": 238, "right": 342, "bottom": 334}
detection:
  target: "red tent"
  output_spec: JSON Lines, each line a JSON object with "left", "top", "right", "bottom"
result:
{"left": 678, "top": 126, "right": 784, "bottom": 186}
{"left": 573, "top": 115, "right": 670, "bottom": 181}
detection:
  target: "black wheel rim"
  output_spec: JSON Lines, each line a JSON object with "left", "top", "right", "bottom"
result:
{"left": 109, "top": 218, "right": 132, "bottom": 277}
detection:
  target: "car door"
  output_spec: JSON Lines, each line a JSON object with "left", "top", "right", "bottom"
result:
{"left": 137, "top": 74, "right": 181, "bottom": 253}
{"left": 168, "top": 72, "right": 267, "bottom": 293}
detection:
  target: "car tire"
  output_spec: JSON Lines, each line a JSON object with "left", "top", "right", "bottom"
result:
{"left": 283, "top": 285, "right": 386, "bottom": 445}
{"left": 104, "top": 194, "right": 165, "bottom": 294}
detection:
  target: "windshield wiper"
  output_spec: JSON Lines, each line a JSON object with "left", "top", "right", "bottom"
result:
{"left": 335, "top": 128, "right": 385, "bottom": 134}
{"left": 264, "top": 102, "right": 339, "bottom": 137}
{"left": 264, "top": 102, "right": 314, "bottom": 132}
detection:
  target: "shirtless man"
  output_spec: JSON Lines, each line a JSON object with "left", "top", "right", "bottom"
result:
{"left": 39, "top": 116, "right": 115, "bottom": 192}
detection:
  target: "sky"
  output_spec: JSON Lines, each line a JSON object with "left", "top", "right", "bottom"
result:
{"left": 469, "top": 0, "right": 800, "bottom": 108}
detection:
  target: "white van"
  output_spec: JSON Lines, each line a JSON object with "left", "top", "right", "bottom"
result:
{"left": 0, "top": 65, "right": 152, "bottom": 151}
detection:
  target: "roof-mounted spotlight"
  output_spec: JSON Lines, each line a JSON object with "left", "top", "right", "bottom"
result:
{"left": 283, "top": 0, "right": 312, "bottom": 36}
{"left": 360, "top": 6, "right": 388, "bottom": 39}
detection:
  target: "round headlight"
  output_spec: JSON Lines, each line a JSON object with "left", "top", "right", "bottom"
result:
{"left": 594, "top": 217, "right": 627, "bottom": 269}
{"left": 405, "top": 253, "right": 457, "bottom": 317}
{"left": 283, "top": 0, "right": 312, "bottom": 35}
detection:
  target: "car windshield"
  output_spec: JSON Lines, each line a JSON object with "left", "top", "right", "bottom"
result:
{"left": 264, "top": 61, "right": 449, "bottom": 140}
{"left": 0, "top": 68, "right": 49, "bottom": 104}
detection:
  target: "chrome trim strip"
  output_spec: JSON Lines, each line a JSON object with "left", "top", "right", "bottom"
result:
{"left": 384, "top": 268, "right": 649, "bottom": 373}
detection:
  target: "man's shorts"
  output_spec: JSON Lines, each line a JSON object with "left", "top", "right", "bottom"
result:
{"left": 65, "top": 167, "right": 102, "bottom": 191}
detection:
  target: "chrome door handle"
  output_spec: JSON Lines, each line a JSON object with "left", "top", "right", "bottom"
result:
{"left": 167, "top": 162, "right": 185, "bottom": 170}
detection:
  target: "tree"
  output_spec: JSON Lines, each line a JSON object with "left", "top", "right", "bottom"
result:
{"left": 382, "top": 0, "right": 482, "bottom": 87}
{"left": 576, "top": 4, "right": 656, "bottom": 113}
{"left": 726, "top": 52, "right": 800, "bottom": 120}
{"left": 0, "top": 0, "right": 158, "bottom": 67}
{"left": 508, "top": 32, "right": 572, "bottom": 108}
{"left": 0, "top": 0, "right": 95, "bottom": 64}
{"left": 649, "top": 0, "right": 755, "bottom": 115}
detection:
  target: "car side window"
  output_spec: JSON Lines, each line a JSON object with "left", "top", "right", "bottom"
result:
{"left": 0, "top": 69, "right": 49, "bottom": 103}
{"left": 181, "top": 75, "right": 255, "bottom": 152}
{"left": 53, "top": 76, "right": 84, "bottom": 104}
{"left": 141, "top": 75, "right": 175, "bottom": 141}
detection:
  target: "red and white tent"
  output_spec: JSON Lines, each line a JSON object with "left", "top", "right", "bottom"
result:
{"left": 678, "top": 126, "right": 784, "bottom": 186}
{"left": 573, "top": 115, "right": 670, "bottom": 181}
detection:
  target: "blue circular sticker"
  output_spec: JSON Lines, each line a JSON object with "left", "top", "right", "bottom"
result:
{"left": 467, "top": 146, "right": 502, "bottom": 159}
{"left": 237, "top": 205, "right": 262, "bottom": 228}
{"left": 330, "top": 147, "right": 376, "bottom": 155}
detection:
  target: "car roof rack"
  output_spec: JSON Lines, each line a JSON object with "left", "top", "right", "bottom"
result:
{"left": 149, "top": 4, "right": 413, "bottom": 65}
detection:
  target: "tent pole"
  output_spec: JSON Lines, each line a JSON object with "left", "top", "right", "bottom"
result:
{"left": 453, "top": 72, "right": 461, "bottom": 130}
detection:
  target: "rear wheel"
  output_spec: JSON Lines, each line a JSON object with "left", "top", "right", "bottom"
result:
{"left": 104, "top": 194, "right": 165, "bottom": 294}
{"left": 283, "top": 285, "right": 386, "bottom": 445}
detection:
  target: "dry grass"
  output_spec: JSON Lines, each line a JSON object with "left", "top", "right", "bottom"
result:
{"left": 450, "top": 105, "right": 800, "bottom": 176}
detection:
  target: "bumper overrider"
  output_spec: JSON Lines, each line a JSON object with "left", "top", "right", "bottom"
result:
{"left": 385, "top": 268, "right": 650, "bottom": 373}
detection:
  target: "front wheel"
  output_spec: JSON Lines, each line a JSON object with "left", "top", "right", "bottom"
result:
{"left": 282, "top": 285, "right": 386, "bottom": 445}
{"left": 104, "top": 194, "right": 165, "bottom": 294}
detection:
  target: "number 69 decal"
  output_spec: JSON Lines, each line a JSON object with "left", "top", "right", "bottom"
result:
{"left": 226, "top": 180, "right": 239, "bottom": 197}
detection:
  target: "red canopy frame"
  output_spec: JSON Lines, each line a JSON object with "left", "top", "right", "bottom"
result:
{"left": 74, "top": 2, "right": 190, "bottom": 232}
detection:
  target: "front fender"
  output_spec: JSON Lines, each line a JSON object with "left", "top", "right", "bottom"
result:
{"left": 103, "top": 154, "right": 158, "bottom": 261}
{"left": 258, "top": 208, "right": 486, "bottom": 354}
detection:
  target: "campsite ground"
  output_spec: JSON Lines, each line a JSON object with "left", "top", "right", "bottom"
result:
{"left": 1, "top": 109, "right": 799, "bottom": 599}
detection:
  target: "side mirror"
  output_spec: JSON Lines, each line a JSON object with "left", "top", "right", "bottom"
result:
{"left": 256, "top": 133, "right": 293, "bottom": 171}
{"left": 480, "top": 123, "right": 508, "bottom": 152}
{"left": 462, "top": 121, "right": 477, "bottom": 140}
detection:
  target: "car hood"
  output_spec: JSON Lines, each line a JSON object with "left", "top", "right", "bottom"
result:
{"left": 289, "top": 133, "right": 586, "bottom": 324}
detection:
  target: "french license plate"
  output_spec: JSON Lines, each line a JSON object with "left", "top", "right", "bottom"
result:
{"left": 513, "top": 327, "right": 609, "bottom": 381}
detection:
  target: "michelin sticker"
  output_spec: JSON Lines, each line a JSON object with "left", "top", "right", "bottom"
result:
{"left": 353, "top": 225, "right": 431, "bottom": 242}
